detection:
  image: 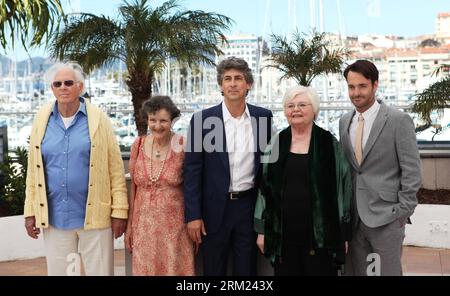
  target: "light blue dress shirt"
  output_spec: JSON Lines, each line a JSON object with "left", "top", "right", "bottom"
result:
{"left": 41, "top": 98, "right": 91, "bottom": 230}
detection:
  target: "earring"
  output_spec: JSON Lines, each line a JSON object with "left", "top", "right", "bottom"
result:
{"left": 146, "top": 127, "right": 151, "bottom": 135}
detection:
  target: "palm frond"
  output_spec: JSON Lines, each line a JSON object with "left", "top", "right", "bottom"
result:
{"left": 163, "top": 9, "right": 232, "bottom": 66}
{"left": 0, "top": 0, "right": 63, "bottom": 50}
{"left": 432, "top": 63, "right": 450, "bottom": 77}
{"left": 266, "top": 29, "right": 349, "bottom": 86}
{"left": 412, "top": 77, "right": 450, "bottom": 123}
{"left": 50, "top": 13, "right": 123, "bottom": 73}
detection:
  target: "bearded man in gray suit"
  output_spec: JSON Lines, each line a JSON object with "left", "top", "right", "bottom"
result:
{"left": 339, "top": 60, "right": 422, "bottom": 276}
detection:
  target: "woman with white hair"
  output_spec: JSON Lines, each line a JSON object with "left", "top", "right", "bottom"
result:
{"left": 24, "top": 61, "right": 128, "bottom": 276}
{"left": 254, "top": 85, "right": 352, "bottom": 275}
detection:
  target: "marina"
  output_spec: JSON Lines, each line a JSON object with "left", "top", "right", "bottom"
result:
{"left": 0, "top": 69, "right": 449, "bottom": 152}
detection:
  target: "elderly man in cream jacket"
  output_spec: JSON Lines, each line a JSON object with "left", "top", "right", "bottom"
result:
{"left": 24, "top": 61, "right": 128, "bottom": 276}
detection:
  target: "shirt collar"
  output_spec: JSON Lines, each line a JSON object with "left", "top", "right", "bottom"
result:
{"left": 222, "top": 102, "right": 250, "bottom": 123}
{"left": 52, "top": 97, "right": 87, "bottom": 117}
{"left": 356, "top": 100, "right": 380, "bottom": 118}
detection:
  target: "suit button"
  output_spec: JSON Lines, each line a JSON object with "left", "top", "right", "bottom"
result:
{"left": 41, "top": 223, "right": 46, "bottom": 226}
{"left": 35, "top": 146, "right": 39, "bottom": 149}
{"left": 37, "top": 165, "right": 40, "bottom": 168}
{"left": 38, "top": 184, "right": 43, "bottom": 187}
{"left": 40, "top": 203, "right": 44, "bottom": 207}
{"left": 358, "top": 171, "right": 362, "bottom": 175}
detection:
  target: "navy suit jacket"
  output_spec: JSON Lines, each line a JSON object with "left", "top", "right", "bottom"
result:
{"left": 183, "top": 102, "right": 273, "bottom": 234}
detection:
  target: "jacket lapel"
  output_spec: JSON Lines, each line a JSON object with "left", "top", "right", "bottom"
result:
{"left": 217, "top": 103, "right": 230, "bottom": 173}
{"left": 248, "top": 104, "right": 260, "bottom": 176}
{"left": 85, "top": 99, "right": 100, "bottom": 140}
{"left": 361, "top": 102, "right": 388, "bottom": 164}
{"left": 35, "top": 103, "right": 54, "bottom": 142}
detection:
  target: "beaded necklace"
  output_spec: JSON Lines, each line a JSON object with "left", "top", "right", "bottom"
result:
{"left": 148, "top": 136, "right": 170, "bottom": 183}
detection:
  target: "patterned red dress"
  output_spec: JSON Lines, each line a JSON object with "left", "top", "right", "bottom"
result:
{"left": 129, "top": 135, "right": 195, "bottom": 276}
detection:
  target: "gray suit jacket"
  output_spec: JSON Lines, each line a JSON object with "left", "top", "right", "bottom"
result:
{"left": 339, "top": 101, "right": 422, "bottom": 228}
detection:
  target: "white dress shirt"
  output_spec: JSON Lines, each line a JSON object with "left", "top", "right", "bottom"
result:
{"left": 222, "top": 102, "right": 255, "bottom": 192}
{"left": 350, "top": 100, "right": 381, "bottom": 153}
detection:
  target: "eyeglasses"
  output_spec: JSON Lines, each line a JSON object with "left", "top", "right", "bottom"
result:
{"left": 52, "top": 80, "right": 76, "bottom": 88}
{"left": 286, "top": 103, "right": 312, "bottom": 110}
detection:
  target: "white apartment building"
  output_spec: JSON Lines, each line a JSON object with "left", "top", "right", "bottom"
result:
{"left": 417, "top": 47, "right": 450, "bottom": 90}
{"left": 385, "top": 49, "right": 419, "bottom": 93}
{"left": 217, "top": 33, "right": 264, "bottom": 72}
{"left": 351, "top": 45, "right": 450, "bottom": 101}
{"left": 436, "top": 12, "right": 450, "bottom": 43}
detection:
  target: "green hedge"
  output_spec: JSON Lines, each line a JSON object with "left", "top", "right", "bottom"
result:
{"left": 0, "top": 147, "right": 28, "bottom": 216}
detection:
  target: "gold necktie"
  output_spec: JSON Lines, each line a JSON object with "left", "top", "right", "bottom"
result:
{"left": 355, "top": 114, "right": 364, "bottom": 165}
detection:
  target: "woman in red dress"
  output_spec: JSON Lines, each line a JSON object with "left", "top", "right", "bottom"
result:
{"left": 125, "top": 96, "right": 195, "bottom": 276}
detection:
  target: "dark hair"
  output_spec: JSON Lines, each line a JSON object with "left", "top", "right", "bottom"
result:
{"left": 216, "top": 56, "right": 254, "bottom": 85}
{"left": 141, "top": 96, "right": 181, "bottom": 121}
{"left": 343, "top": 60, "right": 379, "bottom": 85}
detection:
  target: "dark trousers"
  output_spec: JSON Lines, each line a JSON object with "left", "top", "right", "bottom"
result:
{"left": 202, "top": 196, "right": 257, "bottom": 276}
{"left": 274, "top": 243, "right": 338, "bottom": 276}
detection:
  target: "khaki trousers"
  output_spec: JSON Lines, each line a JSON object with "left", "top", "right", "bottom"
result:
{"left": 43, "top": 225, "right": 114, "bottom": 276}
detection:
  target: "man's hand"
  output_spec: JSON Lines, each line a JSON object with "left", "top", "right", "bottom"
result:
{"left": 187, "top": 219, "right": 206, "bottom": 244}
{"left": 111, "top": 218, "right": 127, "bottom": 239}
{"left": 25, "top": 216, "right": 40, "bottom": 239}
{"left": 256, "top": 234, "right": 264, "bottom": 254}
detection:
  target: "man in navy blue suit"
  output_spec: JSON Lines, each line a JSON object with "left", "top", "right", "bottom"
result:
{"left": 184, "top": 57, "right": 273, "bottom": 276}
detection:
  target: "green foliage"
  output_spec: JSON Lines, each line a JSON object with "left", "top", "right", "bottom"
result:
{"left": 412, "top": 77, "right": 450, "bottom": 124}
{"left": 0, "top": 146, "right": 28, "bottom": 216}
{"left": 50, "top": 0, "right": 233, "bottom": 135}
{"left": 0, "top": 0, "right": 64, "bottom": 50}
{"left": 267, "top": 30, "right": 350, "bottom": 86}
{"left": 413, "top": 64, "right": 450, "bottom": 124}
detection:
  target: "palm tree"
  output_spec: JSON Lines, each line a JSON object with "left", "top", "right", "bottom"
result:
{"left": 50, "top": 0, "right": 232, "bottom": 135}
{"left": 0, "top": 0, "right": 63, "bottom": 49}
{"left": 267, "top": 30, "right": 349, "bottom": 86}
{"left": 412, "top": 64, "right": 450, "bottom": 124}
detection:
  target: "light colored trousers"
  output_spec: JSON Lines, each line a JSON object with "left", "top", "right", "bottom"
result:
{"left": 345, "top": 219, "right": 405, "bottom": 276}
{"left": 43, "top": 225, "right": 114, "bottom": 276}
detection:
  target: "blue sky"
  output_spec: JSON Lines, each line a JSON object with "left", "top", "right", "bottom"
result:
{"left": 7, "top": 0, "right": 450, "bottom": 59}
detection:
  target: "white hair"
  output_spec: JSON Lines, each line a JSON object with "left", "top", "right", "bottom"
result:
{"left": 44, "top": 61, "right": 87, "bottom": 96}
{"left": 283, "top": 85, "right": 320, "bottom": 118}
